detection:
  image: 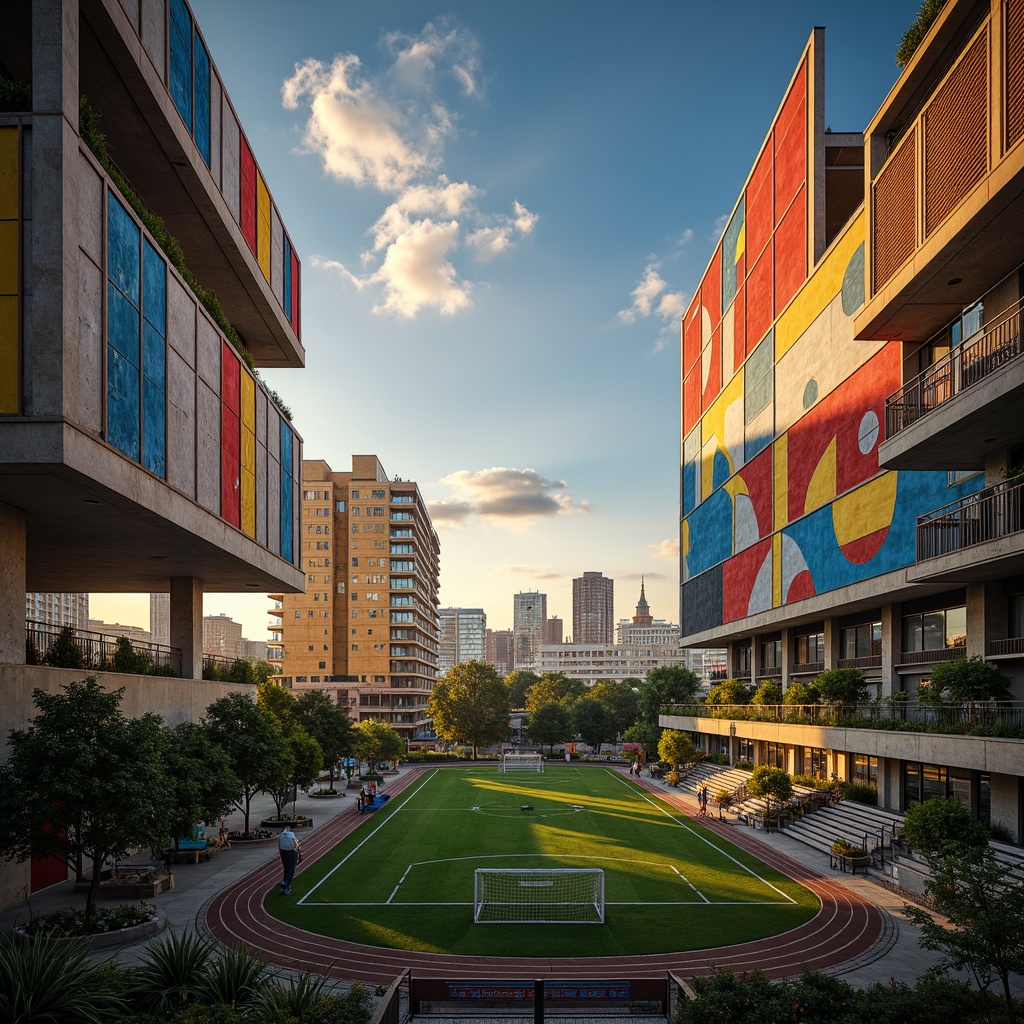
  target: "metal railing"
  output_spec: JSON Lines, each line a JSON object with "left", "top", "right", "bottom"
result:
{"left": 25, "top": 621, "right": 182, "bottom": 677}
{"left": 885, "top": 297, "right": 1024, "bottom": 436}
{"left": 837, "top": 655, "right": 882, "bottom": 669}
{"left": 897, "top": 645, "right": 966, "bottom": 665}
{"left": 662, "top": 700, "right": 1024, "bottom": 737}
{"left": 989, "top": 637, "right": 1024, "bottom": 656}
{"left": 916, "top": 477, "right": 1024, "bottom": 561}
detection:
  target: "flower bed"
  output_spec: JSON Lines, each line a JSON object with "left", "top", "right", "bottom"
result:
{"left": 19, "top": 901, "right": 158, "bottom": 940}
{"left": 226, "top": 828, "right": 275, "bottom": 843}
{"left": 260, "top": 816, "right": 313, "bottom": 829}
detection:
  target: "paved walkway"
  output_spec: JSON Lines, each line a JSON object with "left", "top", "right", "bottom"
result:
{"left": 2, "top": 764, "right": 1019, "bottom": 1004}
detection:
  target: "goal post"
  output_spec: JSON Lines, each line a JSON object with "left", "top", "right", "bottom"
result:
{"left": 501, "top": 753, "right": 544, "bottom": 772}
{"left": 474, "top": 868, "right": 605, "bottom": 924}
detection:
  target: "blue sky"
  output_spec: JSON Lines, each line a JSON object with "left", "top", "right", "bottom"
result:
{"left": 92, "top": 0, "right": 919, "bottom": 639}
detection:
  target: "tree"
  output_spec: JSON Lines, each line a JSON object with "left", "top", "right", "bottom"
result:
{"left": 623, "top": 721, "right": 662, "bottom": 762}
{"left": 251, "top": 659, "right": 279, "bottom": 684}
{"left": 637, "top": 666, "right": 699, "bottom": 726}
{"left": 815, "top": 668, "right": 868, "bottom": 706}
{"left": 352, "top": 719, "right": 405, "bottom": 771}
{"left": 904, "top": 845, "right": 1024, "bottom": 1023}
{"left": 293, "top": 688, "right": 354, "bottom": 788}
{"left": 163, "top": 721, "right": 239, "bottom": 853}
{"left": 896, "top": 0, "right": 948, "bottom": 68}
{"left": 570, "top": 697, "right": 613, "bottom": 752}
{"left": 900, "top": 797, "right": 990, "bottom": 855}
{"left": 505, "top": 670, "right": 540, "bottom": 709}
{"left": 920, "top": 656, "right": 1012, "bottom": 705}
{"left": 0, "top": 678, "right": 170, "bottom": 927}
{"left": 525, "top": 672, "right": 586, "bottom": 711}
{"left": 589, "top": 680, "right": 640, "bottom": 738}
{"left": 747, "top": 765, "right": 793, "bottom": 829}
{"left": 204, "top": 692, "right": 289, "bottom": 834}
{"left": 782, "top": 680, "right": 819, "bottom": 705}
{"left": 256, "top": 679, "right": 297, "bottom": 732}
{"left": 750, "top": 679, "right": 783, "bottom": 705}
{"left": 525, "top": 701, "right": 571, "bottom": 754}
{"left": 266, "top": 727, "right": 323, "bottom": 819}
{"left": 429, "top": 660, "right": 511, "bottom": 759}
{"left": 658, "top": 729, "right": 697, "bottom": 771}
{"left": 704, "top": 679, "right": 752, "bottom": 705}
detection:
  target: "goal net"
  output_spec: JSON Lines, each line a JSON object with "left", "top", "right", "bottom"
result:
{"left": 474, "top": 868, "right": 605, "bottom": 923}
{"left": 501, "top": 753, "right": 544, "bottom": 772}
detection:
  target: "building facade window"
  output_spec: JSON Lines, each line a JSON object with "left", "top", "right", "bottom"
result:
{"left": 794, "top": 631, "right": 824, "bottom": 665}
{"left": 902, "top": 606, "right": 966, "bottom": 652}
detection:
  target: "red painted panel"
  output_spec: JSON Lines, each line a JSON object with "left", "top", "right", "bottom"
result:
{"left": 736, "top": 445, "right": 773, "bottom": 540}
{"left": 774, "top": 62, "right": 807, "bottom": 218}
{"left": 221, "top": 430, "right": 240, "bottom": 527}
{"left": 683, "top": 368, "right": 701, "bottom": 435}
{"left": 745, "top": 145, "right": 774, "bottom": 262}
{"left": 31, "top": 854, "right": 67, "bottom": 893}
{"left": 703, "top": 246, "right": 722, "bottom": 328}
{"left": 746, "top": 239, "right": 773, "bottom": 349}
{"left": 239, "top": 134, "right": 256, "bottom": 255}
{"left": 774, "top": 187, "right": 806, "bottom": 315}
{"left": 702, "top": 327, "right": 722, "bottom": 412}
{"left": 683, "top": 292, "right": 701, "bottom": 373}
{"left": 733, "top": 282, "right": 747, "bottom": 363}
{"left": 722, "top": 537, "right": 771, "bottom": 623}
{"left": 786, "top": 345, "right": 900, "bottom": 523}
{"left": 221, "top": 341, "right": 240, "bottom": 413}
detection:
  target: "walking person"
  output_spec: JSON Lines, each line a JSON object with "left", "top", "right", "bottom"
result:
{"left": 698, "top": 784, "right": 709, "bottom": 817}
{"left": 278, "top": 824, "right": 300, "bottom": 894}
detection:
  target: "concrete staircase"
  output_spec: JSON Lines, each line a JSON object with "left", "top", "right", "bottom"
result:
{"left": 781, "top": 800, "right": 904, "bottom": 862}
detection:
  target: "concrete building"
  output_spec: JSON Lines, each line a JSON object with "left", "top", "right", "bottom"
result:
{"left": 513, "top": 591, "right": 547, "bottom": 670}
{"left": 545, "top": 615, "right": 564, "bottom": 646}
{"left": 485, "top": 628, "right": 515, "bottom": 677}
{"left": 572, "top": 571, "right": 614, "bottom": 644}
{"left": 149, "top": 592, "right": 170, "bottom": 647}
{"left": 88, "top": 618, "right": 150, "bottom": 643}
{"left": 0, "top": 0, "right": 305, "bottom": 907}
{"left": 538, "top": 641, "right": 690, "bottom": 686}
{"left": 203, "top": 613, "right": 243, "bottom": 660}
{"left": 272, "top": 457, "right": 440, "bottom": 739}
{"left": 25, "top": 593, "right": 89, "bottom": 630}
{"left": 670, "top": 5, "right": 1024, "bottom": 836}
{"left": 438, "top": 607, "right": 487, "bottom": 675}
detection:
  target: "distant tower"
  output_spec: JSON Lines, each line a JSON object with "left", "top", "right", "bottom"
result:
{"left": 633, "top": 577, "right": 653, "bottom": 627}
{"left": 513, "top": 592, "right": 547, "bottom": 670}
{"left": 572, "top": 571, "right": 614, "bottom": 644}
{"left": 150, "top": 593, "right": 170, "bottom": 646}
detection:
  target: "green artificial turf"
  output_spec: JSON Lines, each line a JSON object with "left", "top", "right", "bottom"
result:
{"left": 268, "top": 766, "right": 819, "bottom": 956}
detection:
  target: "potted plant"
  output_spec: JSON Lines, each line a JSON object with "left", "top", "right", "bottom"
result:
{"left": 714, "top": 789, "right": 734, "bottom": 819}
{"left": 831, "top": 839, "right": 872, "bottom": 872}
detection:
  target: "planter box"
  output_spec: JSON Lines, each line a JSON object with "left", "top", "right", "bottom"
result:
{"left": 260, "top": 816, "right": 313, "bottom": 829}
{"left": 99, "top": 875, "right": 172, "bottom": 898}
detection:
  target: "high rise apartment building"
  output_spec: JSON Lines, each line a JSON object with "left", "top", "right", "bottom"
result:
{"left": 512, "top": 591, "right": 547, "bottom": 670}
{"left": 438, "top": 607, "right": 487, "bottom": 675}
{"left": 545, "top": 616, "right": 564, "bottom": 646}
{"left": 669, "top": 5, "right": 1024, "bottom": 840}
{"left": 25, "top": 593, "right": 89, "bottom": 630}
{"left": 203, "top": 613, "right": 244, "bottom": 659}
{"left": 572, "top": 572, "right": 614, "bottom": 644}
{"left": 150, "top": 593, "right": 170, "bottom": 647}
{"left": 0, "top": 0, "right": 305, "bottom": 907}
{"left": 485, "top": 628, "right": 515, "bottom": 677}
{"left": 272, "top": 457, "right": 440, "bottom": 738}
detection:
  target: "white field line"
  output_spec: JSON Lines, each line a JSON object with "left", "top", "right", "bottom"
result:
{"left": 671, "top": 863, "right": 709, "bottom": 903}
{"left": 606, "top": 769, "right": 798, "bottom": 905}
{"left": 304, "top": 900, "right": 785, "bottom": 908}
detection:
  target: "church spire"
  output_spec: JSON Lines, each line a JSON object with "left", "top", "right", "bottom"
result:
{"left": 633, "top": 577, "right": 653, "bottom": 626}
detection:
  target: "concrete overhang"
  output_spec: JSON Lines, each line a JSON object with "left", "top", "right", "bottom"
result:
{"left": 908, "top": 529, "right": 1024, "bottom": 586}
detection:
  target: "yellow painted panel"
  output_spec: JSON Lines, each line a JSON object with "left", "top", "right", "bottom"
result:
{"left": 833, "top": 473, "right": 897, "bottom": 547}
{"left": 0, "top": 127, "right": 18, "bottom": 219}
{"left": 699, "top": 369, "right": 744, "bottom": 499}
{"left": 241, "top": 372, "right": 255, "bottom": 431}
{"left": 0, "top": 221, "right": 18, "bottom": 293}
{"left": 256, "top": 172, "right": 271, "bottom": 282}
{"left": 774, "top": 433, "right": 788, "bottom": 531}
{"left": 804, "top": 436, "right": 837, "bottom": 514}
{"left": 772, "top": 533, "right": 782, "bottom": 608}
{"left": 241, "top": 469, "right": 256, "bottom": 537}
{"left": 775, "top": 210, "right": 864, "bottom": 360}
{"left": 0, "top": 295, "right": 18, "bottom": 413}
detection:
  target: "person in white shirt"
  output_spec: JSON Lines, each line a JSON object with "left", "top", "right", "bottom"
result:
{"left": 278, "top": 825, "right": 300, "bottom": 894}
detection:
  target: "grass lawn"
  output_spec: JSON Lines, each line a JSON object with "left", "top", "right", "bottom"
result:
{"left": 268, "top": 766, "right": 819, "bottom": 956}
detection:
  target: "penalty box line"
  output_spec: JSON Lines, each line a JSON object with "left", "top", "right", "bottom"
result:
{"left": 607, "top": 769, "right": 798, "bottom": 905}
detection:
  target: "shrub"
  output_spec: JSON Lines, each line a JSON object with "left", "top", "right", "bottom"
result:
{"left": 839, "top": 781, "right": 878, "bottom": 805}
{"left": 734, "top": 759, "right": 753, "bottom": 770}
{"left": 815, "top": 668, "right": 868, "bottom": 705}
{"left": 791, "top": 773, "right": 832, "bottom": 791}
{"left": 749, "top": 679, "right": 782, "bottom": 705}
{"left": 896, "top": 0, "right": 949, "bottom": 68}
{"left": 988, "top": 820, "right": 1016, "bottom": 844}
{"left": 922, "top": 656, "right": 1012, "bottom": 704}
{"left": 782, "top": 680, "right": 819, "bottom": 705}
{"left": 45, "top": 625, "right": 87, "bottom": 669}
{"left": 901, "top": 797, "right": 989, "bottom": 855}
{"left": 831, "top": 839, "right": 867, "bottom": 856}
{"left": 0, "top": 77, "right": 32, "bottom": 112}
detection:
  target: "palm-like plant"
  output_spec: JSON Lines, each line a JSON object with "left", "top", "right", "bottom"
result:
{"left": 131, "top": 931, "right": 215, "bottom": 1015}
{"left": 254, "top": 972, "right": 331, "bottom": 1019}
{"left": 197, "top": 946, "right": 273, "bottom": 1009}
{"left": 0, "top": 938, "right": 126, "bottom": 1023}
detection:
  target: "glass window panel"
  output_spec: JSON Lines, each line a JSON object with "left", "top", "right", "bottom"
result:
{"left": 945, "top": 606, "right": 967, "bottom": 646}
{"left": 904, "top": 762, "right": 921, "bottom": 808}
{"left": 922, "top": 763, "right": 947, "bottom": 802}
{"left": 922, "top": 612, "right": 945, "bottom": 650}
{"left": 1012, "top": 596, "right": 1024, "bottom": 639}
{"left": 903, "top": 614, "right": 923, "bottom": 652}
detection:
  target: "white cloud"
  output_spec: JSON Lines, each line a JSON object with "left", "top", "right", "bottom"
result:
{"left": 434, "top": 467, "right": 590, "bottom": 528}
{"left": 647, "top": 538, "right": 680, "bottom": 560}
{"left": 426, "top": 499, "right": 475, "bottom": 526}
{"left": 492, "top": 564, "right": 564, "bottom": 580}
{"left": 618, "top": 262, "right": 686, "bottom": 328}
{"left": 383, "top": 20, "right": 483, "bottom": 98}
{"left": 466, "top": 201, "right": 539, "bottom": 261}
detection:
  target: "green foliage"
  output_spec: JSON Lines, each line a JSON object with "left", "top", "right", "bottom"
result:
{"left": 429, "top": 661, "right": 510, "bottom": 757}
{"left": 228, "top": 659, "right": 256, "bottom": 686}
{"left": 570, "top": 696, "right": 614, "bottom": 750}
{"left": 705, "top": 752, "right": 729, "bottom": 765}
{"left": 525, "top": 701, "right": 571, "bottom": 752}
{"left": 638, "top": 666, "right": 700, "bottom": 725}
{"left": 782, "top": 679, "right": 820, "bottom": 705}
{"left": 504, "top": 670, "right": 539, "bottom": 709}
{"left": 921, "top": 656, "right": 1012, "bottom": 704}
{"left": 45, "top": 626, "right": 87, "bottom": 669}
{"left": 815, "top": 668, "right": 868, "bottom": 705}
{"left": 658, "top": 729, "right": 697, "bottom": 770}
{"left": 0, "top": 678, "right": 170, "bottom": 926}
{"left": 831, "top": 839, "right": 867, "bottom": 856}
{"left": 839, "top": 781, "right": 878, "bottom": 805}
{"left": 750, "top": 679, "right": 782, "bottom": 705}
{"left": 0, "top": 78, "right": 32, "bottom": 112}
{"left": 352, "top": 718, "right": 405, "bottom": 768}
{"left": 256, "top": 681, "right": 297, "bottom": 733}
{"left": 704, "top": 678, "right": 752, "bottom": 705}
{"left": 112, "top": 635, "right": 152, "bottom": 675}
{"left": 588, "top": 680, "right": 640, "bottom": 737}
{"left": 132, "top": 931, "right": 217, "bottom": 1016}
{"left": 989, "top": 820, "right": 1016, "bottom": 844}
{"left": 623, "top": 721, "right": 662, "bottom": 760}
{"left": 268, "top": 726, "right": 323, "bottom": 817}
{"left": 901, "top": 797, "right": 990, "bottom": 855}
{"left": 748, "top": 765, "right": 793, "bottom": 826}
{"left": 896, "top": 0, "right": 949, "bottom": 68}
{"left": 524, "top": 672, "right": 586, "bottom": 711}
{"left": 195, "top": 947, "right": 272, "bottom": 1010}
{"left": 293, "top": 688, "right": 354, "bottom": 783}
{"left": 0, "top": 936, "right": 127, "bottom": 1023}
{"left": 22, "top": 901, "right": 155, "bottom": 938}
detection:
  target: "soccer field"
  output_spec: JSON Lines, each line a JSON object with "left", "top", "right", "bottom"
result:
{"left": 268, "top": 766, "right": 819, "bottom": 957}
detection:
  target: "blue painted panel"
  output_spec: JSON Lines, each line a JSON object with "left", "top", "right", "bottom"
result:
{"left": 169, "top": 0, "right": 192, "bottom": 133}
{"left": 107, "top": 348, "right": 140, "bottom": 461}
{"left": 682, "top": 461, "right": 697, "bottom": 516}
{"left": 142, "top": 377, "right": 166, "bottom": 478}
{"left": 193, "top": 29, "right": 211, "bottom": 165}
{"left": 712, "top": 449, "right": 731, "bottom": 490}
{"left": 107, "top": 283, "right": 140, "bottom": 365}
{"left": 142, "top": 240, "right": 166, "bottom": 334}
{"left": 684, "top": 488, "right": 733, "bottom": 578}
{"left": 107, "top": 198, "right": 140, "bottom": 305}
{"left": 143, "top": 322, "right": 165, "bottom": 389}
{"left": 745, "top": 425, "right": 773, "bottom": 464}
{"left": 283, "top": 237, "right": 293, "bottom": 320}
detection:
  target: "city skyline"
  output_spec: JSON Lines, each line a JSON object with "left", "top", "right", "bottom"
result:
{"left": 91, "top": 0, "right": 919, "bottom": 639}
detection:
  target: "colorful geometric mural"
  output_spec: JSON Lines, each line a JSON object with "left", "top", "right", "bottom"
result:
{"left": 680, "top": 39, "right": 983, "bottom": 636}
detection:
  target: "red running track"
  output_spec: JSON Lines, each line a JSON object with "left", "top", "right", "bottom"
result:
{"left": 206, "top": 766, "right": 887, "bottom": 984}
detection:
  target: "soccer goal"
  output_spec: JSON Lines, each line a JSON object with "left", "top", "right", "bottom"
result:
{"left": 501, "top": 752, "right": 544, "bottom": 772}
{"left": 474, "top": 868, "right": 605, "bottom": 923}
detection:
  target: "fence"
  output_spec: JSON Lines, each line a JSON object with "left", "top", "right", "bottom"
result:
{"left": 26, "top": 621, "right": 181, "bottom": 677}
{"left": 917, "top": 476, "right": 1024, "bottom": 560}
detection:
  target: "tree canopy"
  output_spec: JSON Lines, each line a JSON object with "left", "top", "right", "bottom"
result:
{"left": 588, "top": 680, "right": 640, "bottom": 738}
{"left": 901, "top": 797, "right": 990, "bottom": 855}
{"left": 815, "top": 668, "right": 868, "bottom": 706}
{"left": 352, "top": 719, "right": 406, "bottom": 769}
{"left": 750, "top": 679, "right": 783, "bottom": 705}
{"left": 748, "top": 765, "right": 793, "bottom": 826}
{"left": 570, "top": 696, "right": 614, "bottom": 752}
{"left": 704, "top": 678, "right": 752, "bottom": 705}
{"left": 266, "top": 726, "right": 323, "bottom": 818}
{"left": 658, "top": 729, "right": 698, "bottom": 770}
{"left": 293, "top": 688, "right": 354, "bottom": 786}
{"left": 504, "top": 670, "right": 540, "bottom": 709}
{"left": 525, "top": 702, "right": 571, "bottom": 753}
{"left": 782, "top": 680, "right": 819, "bottom": 705}
{"left": 920, "top": 656, "right": 1012, "bottom": 705}
{"left": 637, "top": 666, "right": 700, "bottom": 725}
{"left": 0, "top": 678, "right": 171, "bottom": 925}
{"left": 429, "top": 660, "right": 510, "bottom": 758}
{"left": 525, "top": 672, "right": 587, "bottom": 711}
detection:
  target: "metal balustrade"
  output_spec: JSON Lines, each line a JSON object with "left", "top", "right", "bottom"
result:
{"left": 916, "top": 476, "right": 1024, "bottom": 560}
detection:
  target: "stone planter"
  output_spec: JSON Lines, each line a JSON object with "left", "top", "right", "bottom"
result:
{"left": 13, "top": 915, "right": 164, "bottom": 950}
{"left": 260, "top": 816, "right": 313, "bottom": 829}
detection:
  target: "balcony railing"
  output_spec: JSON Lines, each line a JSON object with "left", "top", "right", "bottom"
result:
{"left": 26, "top": 621, "right": 182, "bottom": 677}
{"left": 897, "top": 645, "right": 966, "bottom": 665}
{"left": 916, "top": 476, "right": 1024, "bottom": 561}
{"left": 988, "top": 637, "right": 1024, "bottom": 657}
{"left": 662, "top": 700, "right": 1024, "bottom": 737}
{"left": 791, "top": 661, "right": 824, "bottom": 675}
{"left": 885, "top": 298, "right": 1024, "bottom": 437}
{"left": 837, "top": 655, "right": 882, "bottom": 670}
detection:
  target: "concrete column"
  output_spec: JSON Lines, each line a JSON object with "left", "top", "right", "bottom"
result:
{"left": 750, "top": 637, "right": 763, "bottom": 689}
{"left": 0, "top": 503, "right": 27, "bottom": 663}
{"left": 880, "top": 602, "right": 901, "bottom": 696}
{"left": 780, "top": 627, "right": 793, "bottom": 689}
{"left": 823, "top": 616, "right": 840, "bottom": 671}
{"left": 170, "top": 577, "right": 204, "bottom": 680}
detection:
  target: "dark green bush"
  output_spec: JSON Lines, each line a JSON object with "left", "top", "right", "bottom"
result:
{"left": 839, "top": 781, "right": 878, "bottom": 805}
{"left": 0, "top": 77, "right": 31, "bottom": 112}
{"left": 901, "top": 797, "right": 989, "bottom": 855}
{"left": 45, "top": 626, "right": 87, "bottom": 669}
